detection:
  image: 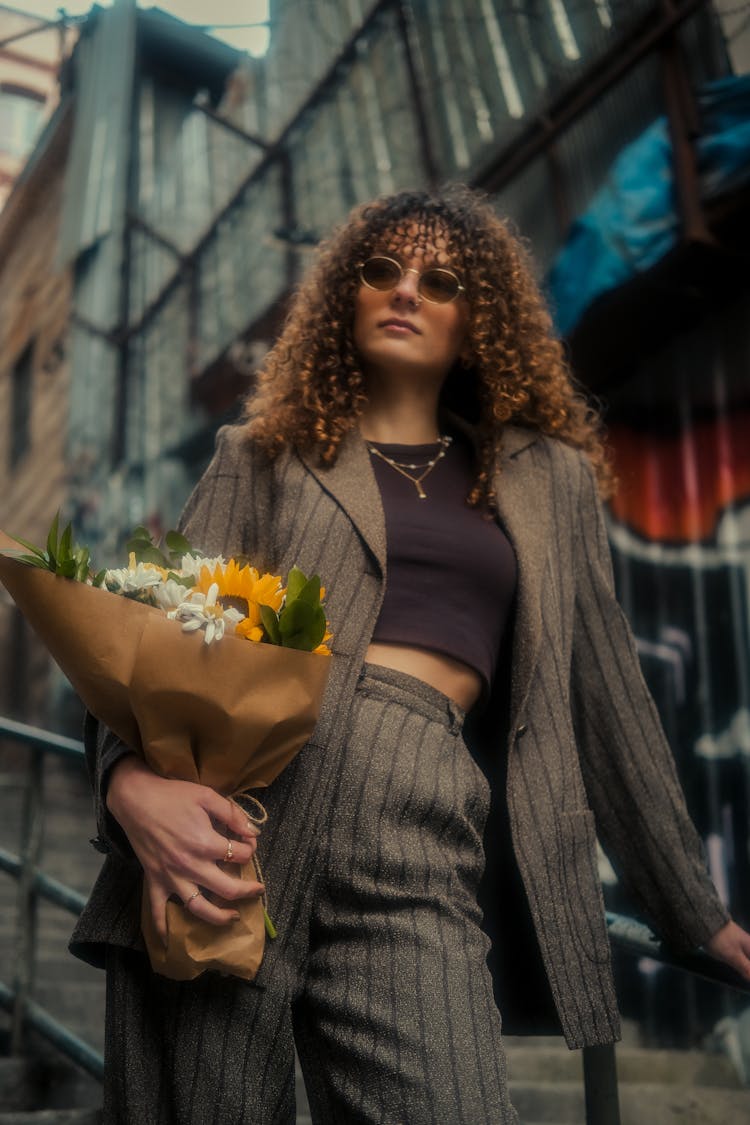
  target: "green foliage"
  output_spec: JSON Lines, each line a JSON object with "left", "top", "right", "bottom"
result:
{"left": 258, "top": 566, "right": 328, "bottom": 652}
{"left": 1, "top": 512, "right": 95, "bottom": 583}
{"left": 126, "top": 527, "right": 193, "bottom": 570}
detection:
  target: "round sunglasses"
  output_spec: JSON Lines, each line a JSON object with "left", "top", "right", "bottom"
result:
{"left": 357, "top": 255, "right": 465, "bottom": 304}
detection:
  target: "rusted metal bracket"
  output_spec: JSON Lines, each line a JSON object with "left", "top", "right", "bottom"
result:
{"left": 659, "top": 0, "right": 716, "bottom": 245}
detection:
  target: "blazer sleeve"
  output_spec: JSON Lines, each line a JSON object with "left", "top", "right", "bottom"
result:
{"left": 569, "top": 453, "right": 730, "bottom": 953}
{"left": 87, "top": 425, "right": 264, "bottom": 858}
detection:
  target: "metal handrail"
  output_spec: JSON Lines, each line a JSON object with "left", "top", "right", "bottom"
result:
{"left": 584, "top": 912, "right": 750, "bottom": 1123}
{"left": 607, "top": 911, "right": 750, "bottom": 995}
{"left": 1, "top": 714, "right": 749, "bottom": 1123}
{"left": 0, "top": 716, "right": 103, "bottom": 1080}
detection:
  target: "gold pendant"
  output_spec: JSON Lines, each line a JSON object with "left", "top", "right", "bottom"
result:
{"left": 416, "top": 482, "right": 427, "bottom": 499}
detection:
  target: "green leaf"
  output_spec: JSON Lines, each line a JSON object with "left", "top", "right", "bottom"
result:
{"left": 57, "top": 558, "right": 77, "bottom": 579}
{"left": 285, "top": 566, "right": 307, "bottom": 603}
{"left": 92, "top": 569, "right": 107, "bottom": 587}
{"left": 126, "top": 529, "right": 158, "bottom": 559}
{"left": 73, "top": 546, "right": 91, "bottom": 583}
{"left": 58, "top": 522, "right": 73, "bottom": 563}
{"left": 278, "top": 599, "right": 326, "bottom": 651}
{"left": 46, "top": 512, "right": 60, "bottom": 570}
{"left": 14, "top": 554, "right": 50, "bottom": 569}
{"left": 9, "top": 535, "right": 47, "bottom": 561}
{"left": 166, "top": 571, "right": 194, "bottom": 589}
{"left": 165, "top": 530, "right": 191, "bottom": 560}
{"left": 259, "top": 604, "right": 281, "bottom": 645}
{"left": 295, "top": 575, "right": 321, "bottom": 607}
{"left": 134, "top": 544, "right": 169, "bottom": 568}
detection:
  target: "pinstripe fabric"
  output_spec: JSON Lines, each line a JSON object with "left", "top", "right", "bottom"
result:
{"left": 70, "top": 421, "right": 730, "bottom": 1057}
{"left": 101, "top": 665, "right": 519, "bottom": 1124}
{"left": 296, "top": 663, "right": 517, "bottom": 1124}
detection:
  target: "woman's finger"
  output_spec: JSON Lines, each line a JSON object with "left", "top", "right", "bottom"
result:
{"left": 183, "top": 886, "right": 239, "bottom": 926}
{"left": 194, "top": 864, "right": 265, "bottom": 903}
{"left": 147, "top": 879, "right": 169, "bottom": 947}
{"left": 201, "top": 790, "right": 261, "bottom": 841}
{"left": 215, "top": 835, "right": 257, "bottom": 865}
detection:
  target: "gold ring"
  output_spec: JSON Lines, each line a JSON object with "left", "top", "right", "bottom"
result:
{"left": 224, "top": 840, "right": 233, "bottom": 863}
{"left": 185, "top": 889, "right": 201, "bottom": 907}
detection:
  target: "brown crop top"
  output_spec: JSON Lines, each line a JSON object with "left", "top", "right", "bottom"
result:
{"left": 369, "top": 433, "right": 517, "bottom": 695}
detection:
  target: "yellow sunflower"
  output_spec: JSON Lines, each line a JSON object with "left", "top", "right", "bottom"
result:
{"left": 194, "top": 559, "right": 285, "bottom": 643}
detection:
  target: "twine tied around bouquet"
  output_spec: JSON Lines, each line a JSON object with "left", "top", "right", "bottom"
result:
{"left": 223, "top": 793, "right": 276, "bottom": 940}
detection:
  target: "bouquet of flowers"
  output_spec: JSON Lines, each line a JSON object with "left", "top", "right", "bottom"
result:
{"left": 0, "top": 516, "right": 332, "bottom": 981}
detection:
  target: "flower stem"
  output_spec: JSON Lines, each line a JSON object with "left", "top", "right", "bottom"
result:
{"left": 263, "top": 908, "right": 277, "bottom": 939}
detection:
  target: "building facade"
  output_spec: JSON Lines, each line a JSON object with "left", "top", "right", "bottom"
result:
{"left": 0, "top": 4, "right": 76, "bottom": 210}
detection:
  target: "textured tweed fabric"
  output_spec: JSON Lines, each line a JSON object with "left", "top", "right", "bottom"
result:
{"left": 101, "top": 665, "right": 518, "bottom": 1124}
{"left": 71, "top": 422, "right": 730, "bottom": 1058}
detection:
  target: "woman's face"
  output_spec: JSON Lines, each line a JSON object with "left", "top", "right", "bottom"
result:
{"left": 352, "top": 225, "right": 469, "bottom": 389}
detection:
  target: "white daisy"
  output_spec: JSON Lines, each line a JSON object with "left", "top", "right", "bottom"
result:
{"left": 179, "top": 553, "right": 226, "bottom": 579}
{"left": 104, "top": 562, "right": 163, "bottom": 597}
{"left": 167, "top": 582, "right": 244, "bottom": 645}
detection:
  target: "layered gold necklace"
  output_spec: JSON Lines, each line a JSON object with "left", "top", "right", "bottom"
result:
{"left": 367, "top": 435, "right": 452, "bottom": 500}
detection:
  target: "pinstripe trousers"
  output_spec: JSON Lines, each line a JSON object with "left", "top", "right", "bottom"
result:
{"left": 102, "top": 664, "right": 519, "bottom": 1124}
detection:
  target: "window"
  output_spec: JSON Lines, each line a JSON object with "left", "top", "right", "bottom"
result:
{"left": 10, "top": 342, "right": 33, "bottom": 468}
{"left": 0, "top": 85, "right": 46, "bottom": 159}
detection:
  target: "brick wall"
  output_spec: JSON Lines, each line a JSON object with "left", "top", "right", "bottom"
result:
{"left": 0, "top": 146, "right": 72, "bottom": 726}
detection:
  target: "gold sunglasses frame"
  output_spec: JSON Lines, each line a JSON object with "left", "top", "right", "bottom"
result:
{"left": 357, "top": 255, "right": 466, "bottom": 304}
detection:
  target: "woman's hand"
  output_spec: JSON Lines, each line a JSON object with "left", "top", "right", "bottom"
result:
{"left": 106, "top": 754, "right": 263, "bottom": 944}
{"left": 704, "top": 919, "right": 750, "bottom": 983}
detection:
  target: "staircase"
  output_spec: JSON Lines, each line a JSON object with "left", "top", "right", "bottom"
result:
{"left": 505, "top": 1033, "right": 750, "bottom": 1124}
{"left": 1, "top": 745, "right": 749, "bottom": 1124}
{"left": 0, "top": 1024, "right": 101, "bottom": 1124}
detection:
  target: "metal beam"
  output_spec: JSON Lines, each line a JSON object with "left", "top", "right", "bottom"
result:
{"left": 193, "top": 101, "right": 270, "bottom": 150}
{"left": 471, "top": 0, "right": 711, "bottom": 194}
{"left": 396, "top": 0, "right": 440, "bottom": 188}
{"left": 0, "top": 18, "right": 62, "bottom": 51}
{"left": 115, "top": 0, "right": 396, "bottom": 344}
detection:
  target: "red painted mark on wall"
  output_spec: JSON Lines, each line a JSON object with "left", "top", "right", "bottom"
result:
{"left": 608, "top": 408, "right": 750, "bottom": 544}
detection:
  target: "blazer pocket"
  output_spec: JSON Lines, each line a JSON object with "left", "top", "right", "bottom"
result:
{"left": 557, "top": 809, "right": 612, "bottom": 965}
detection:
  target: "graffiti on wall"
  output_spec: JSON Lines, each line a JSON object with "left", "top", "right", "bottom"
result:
{"left": 605, "top": 405, "right": 750, "bottom": 924}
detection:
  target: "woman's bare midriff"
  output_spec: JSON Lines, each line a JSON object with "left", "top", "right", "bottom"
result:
{"left": 365, "top": 642, "right": 482, "bottom": 713}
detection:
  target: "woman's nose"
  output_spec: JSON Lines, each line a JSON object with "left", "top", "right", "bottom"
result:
{"left": 390, "top": 268, "right": 421, "bottom": 307}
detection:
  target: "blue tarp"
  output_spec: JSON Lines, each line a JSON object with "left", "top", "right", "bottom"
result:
{"left": 547, "top": 75, "right": 750, "bottom": 335}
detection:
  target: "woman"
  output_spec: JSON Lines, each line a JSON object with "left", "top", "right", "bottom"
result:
{"left": 71, "top": 186, "right": 750, "bottom": 1124}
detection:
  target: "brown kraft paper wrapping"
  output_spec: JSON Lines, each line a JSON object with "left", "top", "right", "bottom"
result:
{"left": 0, "top": 532, "right": 331, "bottom": 981}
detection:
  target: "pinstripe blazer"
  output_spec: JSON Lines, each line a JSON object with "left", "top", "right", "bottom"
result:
{"left": 70, "top": 421, "right": 729, "bottom": 1050}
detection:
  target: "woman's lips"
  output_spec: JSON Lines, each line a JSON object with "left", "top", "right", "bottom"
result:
{"left": 379, "top": 318, "right": 421, "bottom": 334}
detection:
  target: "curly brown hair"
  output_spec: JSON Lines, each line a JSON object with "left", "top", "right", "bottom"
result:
{"left": 242, "top": 185, "right": 614, "bottom": 505}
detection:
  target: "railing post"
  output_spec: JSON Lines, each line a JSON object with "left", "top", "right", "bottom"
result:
{"left": 582, "top": 1043, "right": 621, "bottom": 1125}
{"left": 10, "top": 744, "right": 44, "bottom": 1054}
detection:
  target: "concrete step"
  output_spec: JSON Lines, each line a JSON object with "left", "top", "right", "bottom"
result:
{"left": 505, "top": 1043, "right": 742, "bottom": 1087}
{"left": 0, "top": 1053, "right": 101, "bottom": 1113}
{"left": 0, "top": 1059, "right": 41, "bottom": 1112}
{"left": 510, "top": 1078, "right": 750, "bottom": 1125}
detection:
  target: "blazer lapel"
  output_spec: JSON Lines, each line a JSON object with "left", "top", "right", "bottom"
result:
{"left": 299, "top": 430, "right": 387, "bottom": 576}
{"left": 493, "top": 426, "right": 552, "bottom": 730}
